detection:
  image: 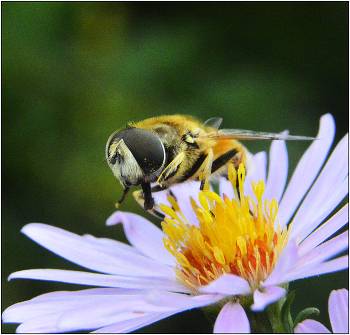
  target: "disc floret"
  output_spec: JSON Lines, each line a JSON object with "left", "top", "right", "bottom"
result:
{"left": 161, "top": 164, "right": 289, "bottom": 293}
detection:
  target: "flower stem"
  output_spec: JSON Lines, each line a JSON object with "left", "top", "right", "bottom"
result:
{"left": 266, "top": 300, "right": 288, "bottom": 333}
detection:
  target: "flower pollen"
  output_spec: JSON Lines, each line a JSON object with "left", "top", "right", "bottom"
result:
{"left": 160, "top": 164, "right": 289, "bottom": 293}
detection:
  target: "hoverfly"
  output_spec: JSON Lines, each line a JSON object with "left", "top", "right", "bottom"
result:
{"left": 106, "top": 115, "right": 314, "bottom": 210}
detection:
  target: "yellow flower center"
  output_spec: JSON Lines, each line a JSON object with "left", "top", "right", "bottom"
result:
{"left": 160, "top": 164, "right": 289, "bottom": 293}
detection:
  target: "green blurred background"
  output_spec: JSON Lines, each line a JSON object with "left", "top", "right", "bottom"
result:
{"left": 2, "top": 2, "right": 348, "bottom": 333}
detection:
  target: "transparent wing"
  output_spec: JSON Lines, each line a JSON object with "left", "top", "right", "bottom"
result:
{"left": 203, "top": 117, "right": 223, "bottom": 129}
{"left": 201, "top": 128, "right": 316, "bottom": 141}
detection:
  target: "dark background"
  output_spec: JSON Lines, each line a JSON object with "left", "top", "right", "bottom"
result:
{"left": 2, "top": 2, "right": 348, "bottom": 333}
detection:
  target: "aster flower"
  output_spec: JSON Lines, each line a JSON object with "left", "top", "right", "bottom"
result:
{"left": 294, "top": 289, "right": 349, "bottom": 333}
{"left": 2, "top": 114, "right": 348, "bottom": 333}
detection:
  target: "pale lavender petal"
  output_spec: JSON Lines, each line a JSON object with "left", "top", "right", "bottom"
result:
{"left": 82, "top": 234, "right": 142, "bottom": 256}
{"left": 243, "top": 151, "right": 265, "bottom": 196}
{"left": 218, "top": 151, "right": 256, "bottom": 200}
{"left": 218, "top": 150, "right": 268, "bottom": 208}
{"left": 46, "top": 307, "right": 135, "bottom": 333}
{"left": 292, "top": 231, "right": 348, "bottom": 273}
{"left": 290, "top": 177, "right": 348, "bottom": 242}
{"left": 298, "top": 204, "right": 348, "bottom": 256}
{"left": 263, "top": 237, "right": 299, "bottom": 286}
{"left": 151, "top": 189, "right": 173, "bottom": 215}
{"left": 8, "top": 269, "right": 187, "bottom": 293}
{"left": 56, "top": 297, "right": 176, "bottom": 332}
{"left": 329, "top": 289, "right": 349, "bottom": 333}
{"left": 268, "top": 230, "right": 348, "bottom": 286}
{"left": 10, "top": 290, "right": 185, "bottom": 333}
{"left": 151, "top": 181, "right": 204, "bottom": 229}
{"left": 280, "top": 255, "right": 348, "bottom": 283}
{"left": 16, "top": 310, "right": 154, "bottom": 334}
{"left": 93, "top": 311, "right": 177, "bottom": 333}
{"left": 2, "top": 288, "right": 147, "bottom": 323}
{"left": 289, "top": 133, "right": 348, "bottom": 240}
{"left": 244, "top": 150, "right": 256, "bottom": 177}
{"left": 15, "top": 312, "right": 64, "bottom": 333}
{"left": 169, "top": 181, "right": 203, "bottom": 225}
{"left": 106, "top": 211, "right": 175, "bottom": 266}
{"left": 219, "top": 177, "right": 235, "bottom": 199}
{"left": 17, "top": 310, "right": 143, "bottom": 334}
{"left": 152, "top": 181, "right": 213, "bottom": 213}
{"left": 251, "top": 285, "right": 286, "bottom": 311}
{"left": 219, "top": 151, "right": 267, "bottom": 203}
{"left": 199, "top": 274, "right": 251, "bottom": 295}
{"left": 3, "top": 299, "right": 64, "bottom": 324}
{"left": 264, "top": 138, "right": 288, "bottom": 204}
{"left": 244, "top": 152, "right": 267, "bottom": 201}
{"left": 278, "top": 114, "right": 335, "bottom": 228}
{"left": 214, "top": 302, "right": 250, "bottom": 333}
{"left": 252, "top": 151, "right": 267, "bottom": 184}
{"left": 143, "top": 290, "right": 224, "bottom": 310}
{"left": 21, "top": 223, "right": 173, "bottom": 278}
{"left": 294, "top": 319, "right": 331, "bottom": 333}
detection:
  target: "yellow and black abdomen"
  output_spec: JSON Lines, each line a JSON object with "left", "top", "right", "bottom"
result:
{"left": 210, "top": 139, "right": 248, "bottom": 178}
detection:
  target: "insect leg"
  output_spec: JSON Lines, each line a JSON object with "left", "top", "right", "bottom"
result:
{"left": 199, "top": 148, "right": 214, "bottom": 190}
{"left": 115, "top": 186, "right": 130, "bottom": 208}
{"left": 157, "top": 152, "right": 185, "bottom": 186}
{"left": 133, "top": 189, "right": 166, "bottom": 219}
{"left": 150, "top": 184, "right": 168, "bottom": 192}
{"left": 141, "top": 182, "right": 155, "bottom": 210}
{"left": 132, "top": 184, "right": 168, "bottom": 208}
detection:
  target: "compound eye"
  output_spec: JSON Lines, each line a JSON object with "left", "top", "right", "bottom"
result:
{"left": 110, "top": 128, "right": 165, "bottom": 175}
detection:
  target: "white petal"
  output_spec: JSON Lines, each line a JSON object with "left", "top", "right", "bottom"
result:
{"left": 289, "top": 133, "right": 348, "bottom": 240}
{"left": 8, "top": 269, "right": 187, "bottom": 293}
{"left": 21, "top": 223, "right": 173, "bottom": 278}
{"left": 298, "top": 204, "right": 348, "bottom": 256}
{"left": 281, "top": 255, "right": 348, "bottom": 283}
{"left": 251, "top": 286, "right": 286, "bottom": 311}
{"left": 199, "top": 274, "right": 251, "bottom": 295}
{"left": 278, "top": 114, "right": 335, "bottom": 228}
{"left": 214, "top": 302, "right": 250, "bottom": 333}
{"left": 264, "top": 138, "right": 288, "bottom": 204}
{"left": 294, "top": 319, "right": 331, "bottom": 333}
{"left": 329, "top": 289, "right": 349, "bottom": 333}
{"left": 143, "top": 290, "right": 224, "bottom": 310}
{"left": 106, "top": 211, "right": 175, "bottom": 266}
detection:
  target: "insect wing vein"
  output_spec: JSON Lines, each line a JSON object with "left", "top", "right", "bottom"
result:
{"left": 202, "top": 129, "right": 315, "bottom": 141}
